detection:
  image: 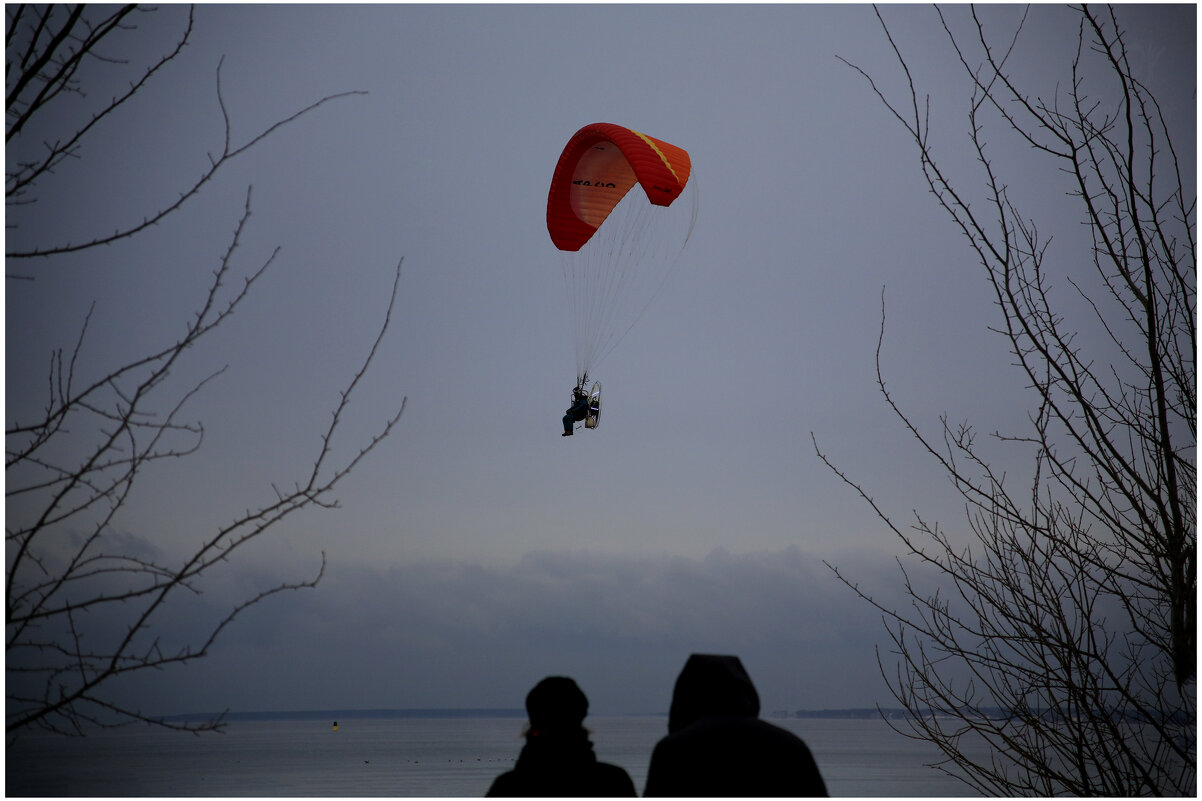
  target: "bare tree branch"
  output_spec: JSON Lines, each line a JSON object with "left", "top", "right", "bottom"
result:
{"left": 7, "top": 5, "right": 405, "bottom": 738}
{"left": 818, "top": 5, "right": 1195, "bottom": 794}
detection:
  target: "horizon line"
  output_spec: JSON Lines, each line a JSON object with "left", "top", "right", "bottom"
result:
{"left": 159, "top": 705, "right": 909, "bottom": 722}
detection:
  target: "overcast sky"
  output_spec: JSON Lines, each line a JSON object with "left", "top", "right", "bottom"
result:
{"left": 6, "top": 3, "right": 1195, "bottom": 718}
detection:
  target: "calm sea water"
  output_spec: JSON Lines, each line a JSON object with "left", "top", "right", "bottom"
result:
{"left": 7, "top": 715, "right": 984, "bottom": 797}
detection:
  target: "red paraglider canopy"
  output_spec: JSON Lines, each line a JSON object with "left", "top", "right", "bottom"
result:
{"left": 547, "top": 122, "right": 692, "bottom": 252}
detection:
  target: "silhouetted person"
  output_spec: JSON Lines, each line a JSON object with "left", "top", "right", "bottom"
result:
{"left": 487, "top": 676, "right": 637, "bottom": 797}
{"left": 643, "top": 654, "right": 828, "bottom": 797}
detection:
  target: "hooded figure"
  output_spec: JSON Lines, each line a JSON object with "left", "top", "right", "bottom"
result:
{"left": 487, "top": 676, "right": 636, "bottom": 797}
{"left": 643, "top": 654, "right": 828, "bottom": 797}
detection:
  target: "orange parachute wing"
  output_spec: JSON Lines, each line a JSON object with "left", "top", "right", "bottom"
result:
{"left": 547, "top": 123, "right": 692, "bottom": 252}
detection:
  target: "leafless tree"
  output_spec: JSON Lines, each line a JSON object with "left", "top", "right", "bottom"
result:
{"left": 815, "top": 5, "right": 1195, "bottom": 795}
{"left": 6, "top": 5, "right": 405, "bottom": 736}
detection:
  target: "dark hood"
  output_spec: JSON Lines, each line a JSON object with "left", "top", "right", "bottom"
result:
{"left": 667, "top": 653, "right": 760, "bottom": 734}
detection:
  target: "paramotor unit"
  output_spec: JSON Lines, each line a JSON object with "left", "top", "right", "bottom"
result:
{"left": 584, "top": 381, "right": 601, "bottom": 429}
{"left": 562, "top": 378, "right": 601, "bottom": 436}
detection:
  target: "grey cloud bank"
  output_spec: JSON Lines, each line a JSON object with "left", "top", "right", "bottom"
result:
{"left": 113, "top": 546, "right": 901, "bottom": 718}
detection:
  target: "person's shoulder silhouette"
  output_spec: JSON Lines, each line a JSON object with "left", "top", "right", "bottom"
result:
{"left": 487, "top": 676, "right": 636, "bottom": 797}
{"left": 644, "top": 654, "right": 828, "bottom": 797}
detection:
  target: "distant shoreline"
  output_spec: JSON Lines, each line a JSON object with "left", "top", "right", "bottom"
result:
{"left": 160, "top": 707, "right": 918, "bottom": 724}
{"left": 160, "top": 705, "right": 1147, "bottom": 724}
{"left": 160, "top": 708, "right": 529, "bottom": 723}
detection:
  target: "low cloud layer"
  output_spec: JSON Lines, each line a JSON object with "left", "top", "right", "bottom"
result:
{"left": 113, "top": 545, "right": 905, "bottom": 718}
